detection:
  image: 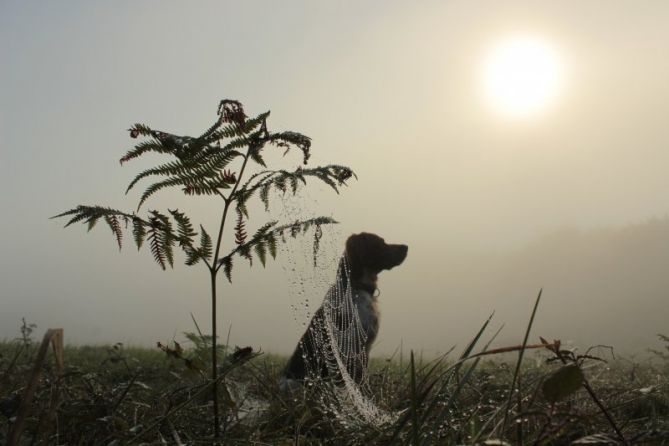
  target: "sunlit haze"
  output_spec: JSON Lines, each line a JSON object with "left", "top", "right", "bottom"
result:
{"left": 2, "top": 1, "right": 669, "bottom": 358}
{"left": 482, "top": 36, "right": 564, "bottom": 117}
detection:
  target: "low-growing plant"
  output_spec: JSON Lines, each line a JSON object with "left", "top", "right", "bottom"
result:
{"left": 650, "top": 334, "right": 669, "bottom": 361}
{"left": 52, "top": 99, "right": 355, "bottom": 439}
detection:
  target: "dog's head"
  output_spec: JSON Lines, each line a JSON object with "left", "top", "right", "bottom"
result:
{"left": 343, "top": 232, "right": 408, "bottom": 283}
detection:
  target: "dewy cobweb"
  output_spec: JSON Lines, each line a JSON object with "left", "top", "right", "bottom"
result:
{"left": 276, "top": 190, "right": 398, "bottom": 428}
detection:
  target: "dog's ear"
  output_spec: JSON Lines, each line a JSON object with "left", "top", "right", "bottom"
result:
{"left": 345, "top": 233, "right": 366, "bottom": 281}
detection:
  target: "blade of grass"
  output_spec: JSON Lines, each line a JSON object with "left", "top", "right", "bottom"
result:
{"left": 410, "top": 351, "right": 419, "bottom": 446}
{"left": 501, "top": 288, "right": 542, "bottom": 442}
{"left": 190, "top": 312, "right": 207, "bottom": 343}
{"left": 418, "top": 313, "right": 495, "bottom": 424}
{"left": 421, "top": 323, "right": 505, "bottom": 445}
{"left": 387, "top": 313, "right": 493, "bottom": 445}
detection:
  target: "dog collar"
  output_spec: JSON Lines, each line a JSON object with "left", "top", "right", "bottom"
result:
{"left": 354, "top": 282, "right": 377, "bottom": 296}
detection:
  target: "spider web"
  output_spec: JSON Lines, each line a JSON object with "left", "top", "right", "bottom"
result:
{"left": 276, "top": 192, "right": 397, "bottom": 428}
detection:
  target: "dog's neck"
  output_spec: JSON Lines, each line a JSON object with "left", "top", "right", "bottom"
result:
{"left": 337, "top": 257, "right": 378, "bottom": 296}
{"left": 353, "top": 269, "right": 378, "bottom": 296}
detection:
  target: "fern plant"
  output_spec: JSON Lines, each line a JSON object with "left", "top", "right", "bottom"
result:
{"left": 52, "top": 99, "right": 355, "bottom": 439}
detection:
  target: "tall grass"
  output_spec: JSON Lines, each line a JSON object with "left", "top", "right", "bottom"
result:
{"left": 1, "top": 321, "right": 668, "bottom": 444}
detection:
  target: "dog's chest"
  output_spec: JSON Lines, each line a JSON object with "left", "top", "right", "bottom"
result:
{"left": 354, "top": 290, "right": 379, "bottom": 344}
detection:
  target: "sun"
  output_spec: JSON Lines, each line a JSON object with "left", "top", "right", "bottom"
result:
{"left": 482, "top": 36, "right": 564, "bottom": 118}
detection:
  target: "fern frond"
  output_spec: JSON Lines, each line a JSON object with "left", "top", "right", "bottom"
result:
{"left": 266, "top": 233, "right": 277, "bottom": 259}
{"left": 184, "top": 246, "right": 201, "bottom": 266}
{"left": 199, "top": 226, "right": 212, "bottom": 261}
{"left": 137, "top": 171, "right": 230, "bottom": 210}
{"left": 220, "top": 256, "right": 233, "bottom": 282}
{"left": 268, "top": 131, "right": 312, "bottom": 165}
{"left": 254, "top": 242, "right": 267, "bottom": 267}
{"left": 149, "top": 211, "right": 174, "bottom": 268}
{"left": 243, "top": 111, "right": 270, "bottom": 134}
{"left": 52, "top": 206, "right": 136, "bottom": 228}
{"left": 132, "top": 217, "right": 146, "bottom": 250}
{"left": 169, "top": 209, "right": 196, "bottom": 247}
{"left": 231, "top": 165, "right": 355, "bottom": 213}
{"left": 182, "top": 183, "right": 225, "bottom": 197}
{"left": 217, "top": 216, "right": 336, "bottom": 271}
{"left": 198, "top": 114, "right": 227, "bottom": 141}
{"left": 162, "top": 224, "right": 175, "bottom": 267}
{"left": 259, "top": 182, "right": 272, "bottom": 211}
{"left": 128, "top": 123, "right": 154, "bottom": 139}
{"left": 313, "top": 169, "right": 339, "bottom": 193}
{"left": 86, "top": 215, "right": 100, "bottom": 232}
{"left": 204, "top": 126, "right": 245, "bottom": 143}
{"left": 221, "top": 169, "right": 236, "bottom": 185}
{"left": 217, "top": 99, "right": 247, "bottom": 128}
{"left": 148, "top": 221, "right": 167, "bottom": 270}
{"left": 120, "top": 139, "right": 171, "bottom": 164}
{"left": 125, "top": 147, "right": 242, "bottom": 193}
{"left": 200, "top": 111, "right": 269, "bottom": 141}
{"left": 249, "top": 147, "right": 266, "bottom": 167}
{"left": 234, "top": 210, "right": 247, "bottom": 245}
{"left": 253, "top": 221, "right": 278, "bottom": 238}
{"left": 104, "top": 215, "right": 123, "bottom": 250}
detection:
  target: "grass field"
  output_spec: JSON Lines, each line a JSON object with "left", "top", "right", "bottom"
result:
{"left": 1, "top": 321, "right": 668, "bottom": 445}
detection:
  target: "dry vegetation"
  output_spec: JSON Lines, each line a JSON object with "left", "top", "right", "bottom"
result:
{"left": 1, "top": 319, "right": 668, "bottom": 445}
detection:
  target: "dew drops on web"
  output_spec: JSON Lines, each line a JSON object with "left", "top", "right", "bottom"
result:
{"left": 275, "top": 189, "right": 398, "bottom": 428}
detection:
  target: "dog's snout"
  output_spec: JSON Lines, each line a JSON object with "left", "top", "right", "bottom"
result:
{"left": 387, "top": 244, "right": 408, "bottom": 268}
{"left": 396, "top": 244, "right": 408, "bottom": 262}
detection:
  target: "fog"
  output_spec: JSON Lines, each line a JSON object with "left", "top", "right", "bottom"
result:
{"left": 2, "top": 1, "right": 669, "bottom": 356}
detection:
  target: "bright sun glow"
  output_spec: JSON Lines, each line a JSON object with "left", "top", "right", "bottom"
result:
{"left": 482, "top": 36, "right": 564, "bottom": 118}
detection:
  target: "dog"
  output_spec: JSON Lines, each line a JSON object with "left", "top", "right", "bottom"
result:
{"left": 283, "top": 232, "right": 408, "bottom": 388}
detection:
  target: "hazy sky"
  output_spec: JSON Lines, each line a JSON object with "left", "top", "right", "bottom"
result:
{"left": 2, "top": 1, "right": 669, "bottom": 356}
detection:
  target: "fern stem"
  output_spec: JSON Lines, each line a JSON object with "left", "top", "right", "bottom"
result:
{"left": 213, "top": 149, "right": 251, "bottom": 266}
{"left": 209, "top": 146, "right": 252, "bottom": 440}
{"left": 210, "top": 269, "right": 220, "bottom": 439}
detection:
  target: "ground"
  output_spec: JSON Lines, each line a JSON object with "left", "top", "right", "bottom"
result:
{"left": 1, "top": 325, "right": 668, "bottom": 445}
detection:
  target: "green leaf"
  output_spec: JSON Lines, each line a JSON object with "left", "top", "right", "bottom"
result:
{"left": 86, "top": 215, "right": 100, "bottom": 232}
{"left": 150, "top": 211, "right": 174, "bottom": 268}
{"left": 199, "top": 226, "right": 212, "bottom": 261}
{"left": 126, "top": 148, "right": 242, "bottom": 193}
{"left": 218, "top": 216, "right": 336, "bottom": 270}
{"left": 138, "top": 174, "right": 225, "bottom": 210}
{"left": 184, "top": 246, "right": 201, "bottom": 266}
{"left": 249, "top": 147, "right": 266, "bottom": 167}
{"left": 132, "top": 218, "right": 146, "bottom": 250}
{"left": 253, "top": 221, "right": 278, "bottom": 238}
{"left": 104, "top": 215, "right": 123, "bottom": 250}
{"left": 236, "top": 200, "right": 249, "bottom": 219}
{"left": 254, "top": 242, "right": 267, "bottom": 267}
{"left": 128, "top": 123, "right": 154, "bottom": 138}
{"left": 259, "top": 182, "right": 272, "bottom": 211}
{"left": 120, "top": 139, "right": 169, "bottom": 164}
{"left": 267, "top": 233, "right": 277, "bottom": 259}
{"left": 220, "top": 256, "right": 233, "bottom": 282}
{"left": 169, "top": 209, "right": 196, "bottom": 244}
{"left": 542, "top": 364, "right": 585, "bottom": 403}
{"left": 161, "top": 226, "right": 175, "bottom": 268}
{"left": 148, "top": 223, "right": 166, "bottom": 270}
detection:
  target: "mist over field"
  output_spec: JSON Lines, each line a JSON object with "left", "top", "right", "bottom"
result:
{"left": 2, "top": 0, "right": 669, "bottom": 357}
